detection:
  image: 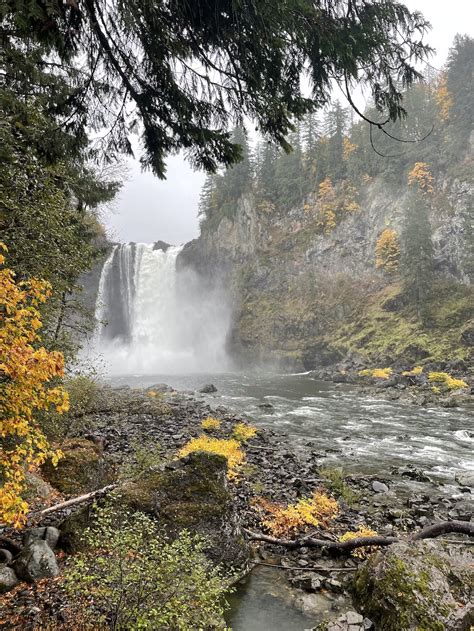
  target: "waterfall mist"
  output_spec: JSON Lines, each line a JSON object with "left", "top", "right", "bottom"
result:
{"left": 93, "top": 243, "right": 232, "bottom": 375}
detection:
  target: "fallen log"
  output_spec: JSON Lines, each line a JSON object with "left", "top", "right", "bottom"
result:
{"left": 34, "top": 484, "right": 117, "bottom": 517}
{"left": 244, "top": 520, "right": 474, "bottom": 553}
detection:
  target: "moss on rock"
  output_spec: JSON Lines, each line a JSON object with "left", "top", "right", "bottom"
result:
{"left": 42, "top": 438, "right": 113, "bottom": 496}
{"left": 352, "top": 541, "right": 473, "bottom": 631}
{"left": 118, "top": 451, "right": 249, "bottom": 568}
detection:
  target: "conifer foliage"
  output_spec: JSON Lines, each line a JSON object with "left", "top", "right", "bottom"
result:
{"left": 1, "top": 0, "right": 432, "bottom": 177}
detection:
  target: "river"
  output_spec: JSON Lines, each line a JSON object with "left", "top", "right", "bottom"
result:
{"left": 107, "top": 371, "right": 473, "bottom": 629}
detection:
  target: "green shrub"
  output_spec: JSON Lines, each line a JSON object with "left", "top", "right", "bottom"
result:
{"left": 320, "top": 467, "right": 359, "bottom": 505}
{"left": 65, "top": 504, "right": 232, "bottom": 630}
{"left": 118, "top": 442, "right": 163, "bottom": 481}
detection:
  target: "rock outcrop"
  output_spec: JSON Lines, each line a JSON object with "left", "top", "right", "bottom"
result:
{"left": 352, "top": 540, "right": 474, "bottom": 630}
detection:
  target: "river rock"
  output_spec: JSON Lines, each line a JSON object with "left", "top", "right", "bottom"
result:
{"left": 13, "top": 540, "right": 59, "bottom": 582}
{"left": 24, "top": 527, "right": 60, "bottom": 550}
{"left": 455, "top": 471, "right": 474, "bottom": 488}
{"left": 371, "top": 481, "right": 389, "bottom": 493}
{"left": 0, "top": 566, "right": 19, "bottom": 593}
{"left": 0, "top": 549, "right": 13, "bottom": 564}
{"left": 118, "top": 451, "right": 249, "bottom": 568}
{"left": 352, "top": 540, "right": 474, "bottom": 631}
{"left": 199, "top": 383, "right": 218, "bottom": 393}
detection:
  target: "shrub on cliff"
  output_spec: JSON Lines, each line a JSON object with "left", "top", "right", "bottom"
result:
{"left": 66, "top": 504, "right": 232, "bottom": 630}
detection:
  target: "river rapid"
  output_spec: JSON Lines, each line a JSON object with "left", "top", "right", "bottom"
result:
{"left": 107, "top": 371, "right": 473, "bottom": 630}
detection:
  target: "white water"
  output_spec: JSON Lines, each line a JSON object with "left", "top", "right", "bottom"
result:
{"left": 93, "top": 243, "right": 231, "bottom": 374}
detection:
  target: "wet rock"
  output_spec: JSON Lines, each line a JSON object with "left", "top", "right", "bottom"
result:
{"left": 0, "top": 566, "right": 19, "bottom": 593}
{"left": 13, "top": 540, "right": 59, "bottom": 582}
{"left": 24, "top": 527, "right": 60, "bottom": 550}
{"left": 0, "top": 549, "right": 13, "bottom": 564}
{"left": 146, "top": 383, "right": 174, "bottom": 393}
{"left": 41, "top": 438, "right": 114, "bottom": 495}
{"left": 455, "top": 471, "right": 474, "bottom": 488}
{"left": 448, "top": 499, "right": 473, "bottom": 521}
{"left": 258, "top": 402, "right": 274, "bottom": 409}
{"left": 199, "top": 383, "right": 218, "bottom": 393}
{"left": 352, "top": 541, "right": 474, "bottom": 631}
{"left": 371, "top": 481, "right": 388, "bottom": 493}
{"left": 397, "top": 466, "right": 430, "bottom": 482}
{"left": 119, "top": 452, "right": 249, "bottom": 568}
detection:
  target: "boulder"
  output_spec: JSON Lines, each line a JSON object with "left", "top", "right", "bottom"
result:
{"left": 41, "top": 438, "right": 113, "bottom": 495}
{"left": 199, "top": 383, "right": 218, "bottom": 393}
{"left": 455, "top": 471, "right": 474, "bottom": 488}
{"left": 352, "top": 541, "right": 474, "bottom": 631}
{"left": 0, "top": 566, "right": 19, "bottom": 593}
{"left": 0, "top": 549, "right": 13, "bottom": 564}
{"left": 119, "top": 452, "right": 249, "bottom": 568}
{"left": 23, "top": 527, "right": 60, "bottom": 550}
{"left": 13, "top": 540, "right": 59, "bottom": 582}
{"left": 371, "top": 481, "right": 389, "bottom": 493}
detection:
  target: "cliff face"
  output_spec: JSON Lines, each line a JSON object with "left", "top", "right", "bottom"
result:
{"left": 178, "top": 154, "right": 474, "bottom": 371}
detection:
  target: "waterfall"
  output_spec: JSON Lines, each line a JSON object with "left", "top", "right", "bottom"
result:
{"left": 94, "top": 243, "right": 231, "bottom": 374}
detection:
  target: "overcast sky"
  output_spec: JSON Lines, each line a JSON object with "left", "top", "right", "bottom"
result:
{"left": 104, "top": 0, "right": 474, "bottom": 245}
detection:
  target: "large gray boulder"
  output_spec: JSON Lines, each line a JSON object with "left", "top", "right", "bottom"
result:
{"left": 13, "top": 540, "right": 59, "bottom": 582}
{"left": 0, "top": 566, "right": 19, "bottom": 593}
{"left": 24, "top": 526, "right": 60, "bottom": 550}
{"left": 352, "top": 540, "right": 473, "bottom": 631}
{"left": 119, "top": 452, "right": 249, "bottom": 568}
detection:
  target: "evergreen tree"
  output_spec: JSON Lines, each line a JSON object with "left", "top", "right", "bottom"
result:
{"left": 401, "top": 188, "right": 435, "bottom": 324}
{"left": 217, "top": 126, "right": 253, "bottom": 218}
{"left": 323, "top": 102, "right": 349, "bottom": 181}
{"left": 275, "top": 127, "right": 305, "bottom": 209}
{"left": 1, "top": 0, "right": 432, "bottom": 177}
{"left": 256, "top": 141, "right": 279, "bottom": 206}
{"left": 445, "top": 35, "right": 474, "bottom": 160}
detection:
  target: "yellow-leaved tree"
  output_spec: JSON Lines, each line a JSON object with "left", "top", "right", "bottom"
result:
{"left": 317, "top": 177, "right": 337, "bottom": 234}
{"left": 0, "top": 243, "right": 68, "bottom": 527}
{"left": 375, "top": 229, "right": 400, "bottom": 274}
{"left": 408, "top": 162, "right": 434, "bottom": 195}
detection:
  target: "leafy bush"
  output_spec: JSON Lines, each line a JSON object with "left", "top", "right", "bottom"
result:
{"left": 0, "top": 243, "right": 67, "bottom": 527}
{"left": 428, "top": 372, "right": 468, "bottom": 390}
{"left": 232, "top": 422, "right": 258, "bottom": 442}
{"left": 358, "top": 367, "right": 392, "bottom": 379}
{"left": 201, "top": 416, "right": 221, "bottom": 431}
{"left": 339, "top": 526, "right": 378, "bottom": 558}
{"left": 257, "top": 491, "right": 338, "bottom": 537}
{"left": 119, "top": 442, "right": 163, "bottom": 482}
{"left": 320, "top": 467, "right": 359, "bottom": 505}
{"left": 66, "top": 504, "right": 231, "bottom": 630}
{"left": 178, "top": 436, "right": 245, "bottom": 480}
{"left": 402, "top": 366, "right": 423, "bottom": 376}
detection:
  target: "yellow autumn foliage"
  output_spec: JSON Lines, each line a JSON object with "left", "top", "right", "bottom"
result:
{"left": 402, "top": 366, "right": 423, "bottom": 376}
{"left": 375, "top": 229, "right": 400, "bottom": 274}
{"left": 257, "top": 491, "right": 338, "bottom": 537}
{"left": 339, "top": 526, "right": 378, "bottom": 558}
{"left": 358, "top": 368, "right": 392, "bottom": 380}
{"left": 0, "top": 243, "right": 68, "bottom": 527}
{"left": 178, "top": 436, "right": 245, "bottom": 479}
{"left": 232, "top": 422, "right": 257, "bottom": 442}
{"left": 428, "top": 372, "right": 468, "bottom": 391}
{"left": 201, "top": 416, "right": 221, "bottom": 430}
{"left": 317, "top": 177, "right": 337, "bottom": 234}
{"left": 408, "top": 162, "right": 434, "bottom": 195}
{"left": 435, "top": 73, "right": 453, "bottom": 122}
{"left": 342, "top": 136, "right": 357, "bottom": 160}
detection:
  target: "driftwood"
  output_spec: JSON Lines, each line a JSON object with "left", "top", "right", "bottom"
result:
{"left": 244, "top": 520, "right": 474, "bottom": 553}
{"left": 255, "top": 561, "right": 357, "bottom": 572}
{"left": 35, "top": 484, "right": 117, "bottom": 517}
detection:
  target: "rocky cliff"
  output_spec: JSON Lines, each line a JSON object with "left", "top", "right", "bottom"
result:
{"left": 178, "top": 145, "right": 474, "bottom": 371}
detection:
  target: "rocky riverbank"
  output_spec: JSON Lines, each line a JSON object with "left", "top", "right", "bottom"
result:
{"left": 1, "top": 384, "right": 472, "bottom": 629}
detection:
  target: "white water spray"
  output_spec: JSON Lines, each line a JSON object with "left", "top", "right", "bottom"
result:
{"left": 94, "top": 243, "right": 231, "bottom": 374}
